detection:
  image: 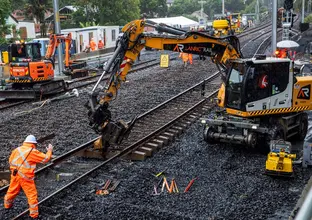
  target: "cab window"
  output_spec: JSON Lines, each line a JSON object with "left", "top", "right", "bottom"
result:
{"left": 271, "top": 62, "right": 289, "bottom": 95}
{"left": 245, "top": 64, "right": 271, "bottom": 102}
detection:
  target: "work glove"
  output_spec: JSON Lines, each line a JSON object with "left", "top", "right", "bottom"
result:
{"left": 46, "top": 144, "right": 53, "bottom": 152}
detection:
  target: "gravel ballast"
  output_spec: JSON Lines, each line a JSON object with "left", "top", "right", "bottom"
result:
{"left": 1, "top": 36, "right": 311, "bottom": 219}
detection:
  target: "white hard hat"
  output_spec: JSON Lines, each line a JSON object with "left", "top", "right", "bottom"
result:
{"left": 24, "top": 135, "right": 37, "bottom": 144}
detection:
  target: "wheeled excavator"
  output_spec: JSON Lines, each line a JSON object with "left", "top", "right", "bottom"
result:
{"left": 1, "top": 33, "right": 87, "bottom": 99}
{"left": 86, "top": 19, "right": 311, "bottom": 152}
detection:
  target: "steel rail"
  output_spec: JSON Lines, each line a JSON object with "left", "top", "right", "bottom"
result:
{"left": 12, "top": 89, "right": 218, "bottom": 220}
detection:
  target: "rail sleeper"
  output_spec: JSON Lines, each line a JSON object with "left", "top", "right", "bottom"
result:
{"left": 138, "top": 146, "right": 153, "bottom": 156}
{"left": 130, "top": 150, "right": 146, "bottom": 161}
{"left": 172, "top": 126, "right": 184, "bottom": 133}
{"left": 151, "top": 139, "right": 165, "bottom": 147}
{"left": 168, "top": 128, "right": 181, "bottom": 135}
{"left": 145, "top": 142, "right": 159, "bottom": 150}
{"left": 162, "top": 132, "right": 175, "bottom": 141}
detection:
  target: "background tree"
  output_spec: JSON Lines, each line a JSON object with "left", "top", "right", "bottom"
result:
{"left": 74, "top": 0, "right": 140, "bottom": 26}
{"left": 140, "top": 0, "right": 168, "bottom": 18}
{"left": 25, "top": 0, "right": 52, "bottom": 37}
{"left": 168, "top": 0, "right": 200, "bottom": 16}
{"left": 0, "top": 0, "right": 11, "bottom": 43}
{"left": 11, "top": 0, "right": 26, "bottom": 10}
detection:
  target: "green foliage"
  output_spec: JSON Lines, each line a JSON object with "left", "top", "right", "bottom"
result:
{"left": 168, "top": 0, "right": 200, "bottom": 17}
{"left": 183, "top": 14, "right": 198, "bottom": 22}
{"left": 304, "top": 14, "right": 312, "bottom": 23}
{"left": 242, "top": 0, "right": 257, "bottom": 13}
{"left": 61, "top": 20, "right": 77, "bottom": 29}
{"left": 79, "top": 21, "right": 98, "bottom": 28}
{"left": 25, "top": 0, "right": 52, "bottom": 37}
{"left": 168, "top": 0, "right": 248, "bottom": 19}
{"left": 73, "top": 0, "right": 140, "bottom": 26}
{"left": 0, "top": 0, "right": 11, "bottom": 41}
{"left": 224, "top": 0, "right": 245, "bottom": 13}
{"left": 11, "top": 0, "right": 25, "bottom": 10}
{"left": 140, "top": 0, "right": 168, "bottom": 18}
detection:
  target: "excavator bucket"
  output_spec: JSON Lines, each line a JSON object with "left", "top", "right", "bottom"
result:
{"left": 101, "top": 117, "right": 137, "bottom": 145}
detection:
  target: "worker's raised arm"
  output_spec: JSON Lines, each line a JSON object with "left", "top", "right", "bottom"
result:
{"left": 28, "top": 144, "right": 53, "bottom": 164}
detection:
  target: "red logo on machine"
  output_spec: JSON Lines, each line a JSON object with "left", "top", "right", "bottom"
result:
{"left": 259, "top": 75, "right": 268, "bottom": 89}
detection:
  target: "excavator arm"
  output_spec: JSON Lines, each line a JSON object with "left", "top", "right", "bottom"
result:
{"left": 45, "top": 33, "right": 72, "bottom": 70}
{"left": 86, "top": 19, "right": 243, "bottom": 146}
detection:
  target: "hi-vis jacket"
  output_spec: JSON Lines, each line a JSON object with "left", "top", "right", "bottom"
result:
{"left": 9, "top": 142, "right": 52, "bottom": 180}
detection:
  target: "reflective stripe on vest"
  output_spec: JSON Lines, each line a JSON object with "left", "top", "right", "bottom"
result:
{"left": 30, "top": 210, "right": 39, "bottom": 214}
{"left": 10, "top": 147, "right": 36, "bottom": 169}
{"left": 18, "top": 171, "right": 34, "bottom": 180}
{"left": 29, "top": 203, "right": 38, "bottom": 208}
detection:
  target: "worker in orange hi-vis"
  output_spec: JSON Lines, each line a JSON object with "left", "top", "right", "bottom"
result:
{"left": 179, "top": 52, "right": 190, "bottom": 68}
{"left": 90, "top": 38, "right": 97, "bottom": 51}
{"left": 188, "top": 53, "right": 193, "bottom": 64}
{"left": 98, "top": 40, "right": 104, "bottom": 49}
{"left": 4, "top": 135, "right": 53, "bottom": 219}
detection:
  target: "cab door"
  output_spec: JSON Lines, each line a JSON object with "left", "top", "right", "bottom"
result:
{"left": 269, "top": 62, "right": 292, "bottom": 109}
{"left": 245, "top": 62, "right": 292, "bottom": 112}
{"left": 245, "top": 64, "right": 271, "bottom": 111}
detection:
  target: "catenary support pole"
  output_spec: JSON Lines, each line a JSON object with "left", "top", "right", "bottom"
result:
{"left": 272, "top": 0, "right": 277, "bottom": 54}
{"left": 53, "top": 0, "right": 63, "bottom": 75}
{"left": 302, "top": 0, "right": 305, "bottom": 23}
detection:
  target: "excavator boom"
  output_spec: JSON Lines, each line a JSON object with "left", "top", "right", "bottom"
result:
{"left": 86, "top": 19, "right": 243, "bottom": 146}
{"left": 45, "top": 33, "right": 72, "bottom": 69}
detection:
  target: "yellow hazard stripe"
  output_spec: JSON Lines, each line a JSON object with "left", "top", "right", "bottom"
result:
{"left": 247, "top": 106, "right": 310, "bottom": 116}
{"left": 7, "top": 78, "right": 48, "bottom": 83}
{"left": 7, "top": 80, "right": 31, "bottom": 83}
{"left": 33, "top": 77, "right": 48, "bottom": 81}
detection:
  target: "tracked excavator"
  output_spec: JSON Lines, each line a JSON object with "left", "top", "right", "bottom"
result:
{"left": 1, "top": 33, "right": 87, "bottom": 99}
{"left": 86, "top": 18, "right": 310, "bottom": 152}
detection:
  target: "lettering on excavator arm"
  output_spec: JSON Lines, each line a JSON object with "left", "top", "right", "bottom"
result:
{"left": 86, "top": 19, "right": 243, "bottom": 147}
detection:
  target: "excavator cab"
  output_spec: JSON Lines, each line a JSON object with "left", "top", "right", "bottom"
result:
{"left": 203, "top": 56, "right": 295, "bottom": 148}
{"left": 9, "top": 42, "right": 41, "bottom": 62}
{"left": 8, "top": 41, "right": 54, "bottom": 84}
{"left": 224, "top": 57, "right": 291, "bottom": 113}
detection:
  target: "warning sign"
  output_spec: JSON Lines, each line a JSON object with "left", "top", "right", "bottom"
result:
{"left": 160, "top": 54, "right": 169, "bottom": 68}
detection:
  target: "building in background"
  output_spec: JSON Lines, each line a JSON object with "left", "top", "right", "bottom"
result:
{"left": 61, "top": 26, "right": 119, "bottom": 53}
{"left": 191, "top": 10, "right": 209, "bottom": 28}
{"left": 5, "top": 15, "right": 36, "bottom": 39}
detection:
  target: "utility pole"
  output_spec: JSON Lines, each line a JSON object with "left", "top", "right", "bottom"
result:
{"left": 272, "top": 0, "right": 277, "bottom": 54}
{"left": 53, "top": 0, "right": 63, "bottom": 75}
{"left": 255, "top": 0, "right": 260, "bottom": 24}
{"left": 198, "top": 1, "right": 206, "bottom": 18}
{"left": 222, "top": 0, "right": 225, "bottom": 16}
{"left": 302, "top": 0, "right": 305, "bottom": 23}
{"left": 198, "top": 0, "right": 207, "bottom": 27}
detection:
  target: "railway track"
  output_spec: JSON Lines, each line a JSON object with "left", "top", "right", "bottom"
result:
{"left": 0, "top": 21, "right": 275, "bottom": 110}
{"left": 4, "top": 71, "right": 220, "bottom": 219}
{"left": 0, "top": 56, "right": 177, "bottom": 111}
{"left": 1, "top": 21, "right": 297, "bottom": 219}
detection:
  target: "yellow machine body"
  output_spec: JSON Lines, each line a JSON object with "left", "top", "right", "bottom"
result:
{"left": 212, "top": 20, "right": 230, "bottom": 36}
{"left": 229, "top": 13, "right": 242, "bottom": 33}
{"left": 265, "top": 140, "right": 296, "bottom": 176}
{"left": 265, "top": 151, "right": 296, "bottom": 176}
